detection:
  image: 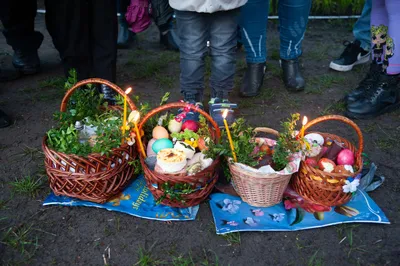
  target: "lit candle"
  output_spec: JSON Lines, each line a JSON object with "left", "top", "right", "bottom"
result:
{"left": 122, "top": 87, "right": 132, "bottom": 141}
{"left": 130, "top": 111, "right": 147, "bottom": 158}
{"left": 300, "top": 116, "right": 308, "bottom": 138}
{"left": 222, "top": 109, "right": 237, "bottom": 162}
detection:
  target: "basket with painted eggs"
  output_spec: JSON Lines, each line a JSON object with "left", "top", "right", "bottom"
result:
{"left": 137, "top": 102, "right": 221, "bottom": 208}
{"left": 291, "top": 115, "right": 364, "bottom": 207}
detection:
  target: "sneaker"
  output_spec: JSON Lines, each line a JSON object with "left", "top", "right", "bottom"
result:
{"left": 346, "top": 73, "right": 400, "bottom": 119}
{"left": 208, "top": 98, "right": 237, "bottom": 128}
{"left": 177, "top": 100, "right": 204, "bottom": 122}
{"left": 330, "top": 40, "right": 370, "bottom": 72}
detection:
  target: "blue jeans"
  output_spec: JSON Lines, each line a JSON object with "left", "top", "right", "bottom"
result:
{"left": 353, "top": 0, "right": 372, "bottom": 51}
{"left": 176, "top": 10, "right": 238, "bottom": 100}
{"left": 239, "top": 0, "right": 311, "bottom": 63}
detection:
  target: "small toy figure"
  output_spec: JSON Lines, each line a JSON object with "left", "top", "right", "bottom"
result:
{"left": 371, "top": 25, "right": 388, "bottom": 63}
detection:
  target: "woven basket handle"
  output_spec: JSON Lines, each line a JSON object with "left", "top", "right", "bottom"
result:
{"left": 138, "top": 102, "right": 221, "bottom": 140}
{"left": 254, "top": 127, "right": 279, "bottom": 137}
{"left": 303, "top": 115, "right": 363, "bottom": 158}
{"left": 60, "top": 78, "right": 137, "bottom": 112}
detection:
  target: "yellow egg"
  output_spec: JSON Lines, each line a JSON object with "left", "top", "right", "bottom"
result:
{"left": 152, "top": 126, "right": 169, "bottom": 139}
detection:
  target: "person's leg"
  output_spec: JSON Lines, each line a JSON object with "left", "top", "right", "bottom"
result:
{"left": 347, "top": 0, "right": 400, "bottom": 119}
{"left": 330, "top": 0, "right": 372, "bottom": 72}
{"left": 353, "top": 0, "right": 372, "bottom": 51}
{"left": 385, "top": 0, "right": 400, "bottom": 75}
{"left": 175, "top": 11, "right": 208, "bottom": 102}
{"left": 0, "top": 0, "right": 43, "bottom": 74}
{"left": 278, "top": 0, "right": 311, "bottom": 91}
{"left": 208, "top": 9, "right": 239, "bottom": 126}
{"left": 238, "top": 0, "right": 269, "bottom": 97}
{"left": 45, "top": 0, "right": 91, "bottom": 80}
{"left": 150, "top": 0, "right": 180, "bottom": 51}
{"left": 90, "top": 0, "right": 118, "bottom": 82}
{"left": 117, "top": 0, "right": 135, "bottom": 49}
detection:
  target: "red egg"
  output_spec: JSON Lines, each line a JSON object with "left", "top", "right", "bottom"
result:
{"left": 181, "top": 120, "right": 199, "bottom": 132}
{"left": 305, "top": 158, "right": 318, "bottom": 168}
{"left": 337, "top": 149, "right": 355, "bottom": 165}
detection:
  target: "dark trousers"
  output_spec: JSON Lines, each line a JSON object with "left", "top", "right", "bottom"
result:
{"left": 0, "top": 0, "right": 43, "bottom": 52}
{"left": 45, "top": 0, "right": 117, "bottom": 82}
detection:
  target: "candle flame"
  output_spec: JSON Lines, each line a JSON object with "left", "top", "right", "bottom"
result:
{"left": 125, "top": 87, "right": 132, "bottom": 94}
{"left": 222, "top": 109, "right": 229, "bottom": 119}
{"left": 302, "top": 116, "right": 308, "bottom": 126}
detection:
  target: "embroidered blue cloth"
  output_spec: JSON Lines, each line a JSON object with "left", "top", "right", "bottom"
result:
{"left": 43, "top": 175, "right": 199, "bottom": 221}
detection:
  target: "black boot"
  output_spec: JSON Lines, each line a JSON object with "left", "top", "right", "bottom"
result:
{"left": 281, "top": 58, "right": 305, "bottom": 92}
{"left": 346, "top": 73, "right": 400, "bottom": 119}
{"left": 345, "top": 63, "right": 382, "bottom": 103}
{"left": 117, "top": 14, "right": 135, "bottom": 49}
{"left": 99, "top": 84, "right": 116, "bottom": 105}
{"left": 0, "top": 109, "right": 11, "bottom": 128}
{"left": 12, "top": 49, "right": 40, "bottom": 75}
{"left": 239, "top": 63, "right": 266, "bottom": 98}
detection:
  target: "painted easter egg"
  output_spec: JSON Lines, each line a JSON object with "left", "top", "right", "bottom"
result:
{"left": 146, "top": 138, "right": 157, "bottom": 157}
{"left": 152, "top": 138, "right": 173, "bottom": 154}
{"left": 152, "top": 126, "right": 169, "bottom": 139}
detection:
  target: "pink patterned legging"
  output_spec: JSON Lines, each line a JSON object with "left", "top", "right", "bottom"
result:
{"left": 371, "top": 0, "right": 400, "bottom": 75}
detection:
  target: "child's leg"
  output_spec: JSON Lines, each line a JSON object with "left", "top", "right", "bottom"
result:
{"left": 209, "top": 10, "right": 239, "bottom": 100}
{"left": 385, "top": 0, "right": 400, "bottom": 75}
{"left": 175, "top": 11, "right": 208, "bottom": 102}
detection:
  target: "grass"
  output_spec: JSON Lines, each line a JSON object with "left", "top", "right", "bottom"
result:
{"left": 221, "top": 232, "right": 241, "bottom": 245}
{"left": 38, "top": 76, "right": 66, "bottom": 89}
{"left": 155, "top": 73, "right": 176, "bottom": 90}
{"left": 10, "top": 175, "right": 43, "bottom": 197}
{"left": 320, "top": 100, "right": 346, "bottom": 115}
{"left": 336, "top": 224, "right": 366, "bottom": 258}
{"left": 1, "top": 224, "right": 39, "bottom": 260}
{"left": 375, "top": 139, "right": 393, "bottom": 150}
{"left": 307, "top": 250, "right": 323, "bottom": 266}
{"left": 307, "top": 74, "right": 346, "bottom": 92}
{"left": 135, "top": 246, "right": 164, "bottom": 266}
{"left": 172, "top": 254, "right": 195, "bottom": 266}
{"left": 19, "top": 145, "right": 44, "bottom": 161}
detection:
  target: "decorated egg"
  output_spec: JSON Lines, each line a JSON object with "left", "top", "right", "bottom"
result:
{"left": 304, "top": 133, "right": 324, "bottom": 146}
{"left": 152, "top": 126, "right": 169, "bottom": 139}
{"left": 146, "top": 138, "right": 157, "bottom": 157}
{"left": 152, "top": 138, "right": 173, "bottom": 154}
{"left": 174, "top": 141, "right": 195, "bottom": 159}
{"left": 168, "top": 119, "right": 182, "bottom": 133}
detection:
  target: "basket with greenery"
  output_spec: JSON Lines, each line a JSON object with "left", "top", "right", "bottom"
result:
{"left": 42, "top": 73, "right": 140, "bottom": 203}
{"left": 216, "top": 115, "right": 302, "bottom": 207}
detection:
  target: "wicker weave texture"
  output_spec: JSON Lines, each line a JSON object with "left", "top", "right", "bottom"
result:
{"left": 43, "top": 78, "right": 138, "bottom": 203}
{"left": 138, "top": 102, "right": 221, "bottom": 207}
{"left": 291, "top": 115, "right": 363, "bottom": 207}
{"left": 229, "top": 127, "right": 292, "bottom": 207}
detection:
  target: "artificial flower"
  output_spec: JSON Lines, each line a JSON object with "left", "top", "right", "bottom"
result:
{"left": 342, "top": 178, "right": 360, "bottom": 193}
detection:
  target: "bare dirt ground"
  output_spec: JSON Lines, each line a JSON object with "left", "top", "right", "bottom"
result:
{"left": 1, "top": 14, "right": 399, "bottom": 266}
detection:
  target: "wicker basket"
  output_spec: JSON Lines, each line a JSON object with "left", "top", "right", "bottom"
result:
{"left": 291, "top": 115, "right": 363, "bottom": 207}
{"left": 138, "top": 102, "right": 221, "bottom": 207}
{"left": 42, "top": 78, "right": 138, "bottom": 203}
{"left": 229, "top": 127, "right": 293, "bottom": 207}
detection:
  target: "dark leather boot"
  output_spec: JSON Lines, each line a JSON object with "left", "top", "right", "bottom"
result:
{"left": 346, "top": 73, "right": 400, "bottom": 119}
{"left": 346, "top": 63, "right": 382, "bottom": 103}
{"left": 12, "top": 49, "right": 40, "bottom": 75}
{"left": 281, "top": 58, "right": 305, "bottom": 92}
{"left": 239, "top": 63, "right": 266, "bottom": 98}
{"left": 117, "top": 15, "right": 135, "bottom": 49}
{"left": 99, "top": 84, "right": 116, "bottom": 105}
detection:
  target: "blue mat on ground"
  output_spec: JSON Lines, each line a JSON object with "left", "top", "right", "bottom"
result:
{"left": 43, "top": 175, "right": 199, "bottom": 221}
{"left": 209, "top": 164, "right": 389, "bottom": 234}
